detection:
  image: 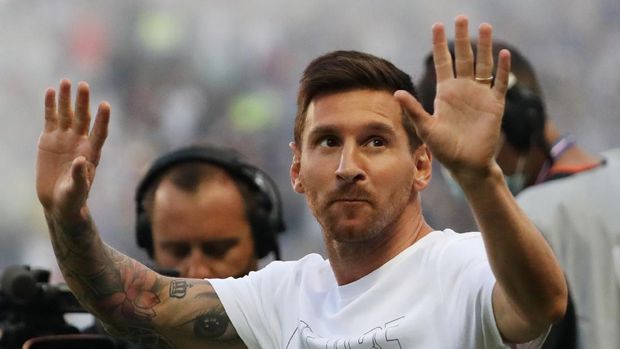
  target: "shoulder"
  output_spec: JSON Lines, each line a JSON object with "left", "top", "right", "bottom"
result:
{"left": 257, "top": 253, "right": 327, "bottom": 279}
{"left": 602, "top": 147, "right": 620, "bottom": 162}
{"left": 518, "top": 147, "right": 620, "bottom": 216}
{"left": 260, "top": 253, "right": 327, "bottom": 277}
{"left": 420, "top": 231, "right": 496, "bottom": 314}
{"left": 412, "top": 229, "right": 489, "bottom": 270}
{"left": 423, "top": 229, "right": 486, "bottom": 253}
{"left": 212, "top": 253, "right": 328, "bottom": 291}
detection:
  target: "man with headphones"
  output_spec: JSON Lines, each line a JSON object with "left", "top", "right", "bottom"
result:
{"left": 417, "top": 40, "right": 604, "bottom": 196}
{"left": 417, "top": 40, "right": 620, "bottom": 349}
{"left": 135, "top": 145, "right": 285, "bottom": 279}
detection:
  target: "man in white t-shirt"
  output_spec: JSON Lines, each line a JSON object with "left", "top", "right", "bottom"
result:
{"left": 35, "top": 16, "right": 567, "bottom": 348}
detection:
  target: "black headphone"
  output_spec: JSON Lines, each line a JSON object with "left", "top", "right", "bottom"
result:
{"left": 135, "top": 145, "right": 285, "bottom": 260}
{"left": 502, "top": 74, "right": 547, "bottom": 153}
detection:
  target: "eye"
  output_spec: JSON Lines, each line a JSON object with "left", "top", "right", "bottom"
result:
{"left": 365, "top": 137, "right": 387, "bottom": 148}
{"left": 164, "top": 244, "right": 190, "bottom": 259}
{"left": 318, "top": 136, "right": 340, "bottom": 148}
{"left": 202, "top": 240, "right": 238, "bottom": 258}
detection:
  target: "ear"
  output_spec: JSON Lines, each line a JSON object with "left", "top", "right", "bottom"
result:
{"left": 289, "top": 142, "right": 304, "bottom": 193}
{"left": 412, "top": 144, "right": 432, "bottom": 192}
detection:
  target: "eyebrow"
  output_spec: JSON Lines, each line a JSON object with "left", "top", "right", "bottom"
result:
{"left": 306, "top": 125, "right": 338, "bottom": 141}
{"left": 363, "top": 122, "right": 397, "bottom": 136}
{"left": 160, "top": 238, "right": 240, "bottom": 247}
{"left": 307, "top": 121, "right": 397, "bottom": 140}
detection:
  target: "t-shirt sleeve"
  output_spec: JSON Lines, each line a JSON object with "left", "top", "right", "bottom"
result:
{"left": 209, "top": 261, "right": 292, "bottom": 349}
{"left": 437, "top": 232, "right": 548, "bottom": 349}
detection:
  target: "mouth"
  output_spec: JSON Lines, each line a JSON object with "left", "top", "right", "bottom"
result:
{"left": 327, "top": 188, "right": 372, "bottom": 206}
{"left": 330, "top": 198, "right": 370, "bottom": 205}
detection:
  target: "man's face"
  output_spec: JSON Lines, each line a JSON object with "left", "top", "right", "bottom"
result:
{"left": 494, "top": 136, "right": 522, "bottom": 175}
{"left": 291, "top": 89, "right": 419, "bottom": 243}
{"left": 493, "top": 135, "right": 534, "bottom": 194}
{"left": 150, "top": 173, "right": 257, "bottom": 279}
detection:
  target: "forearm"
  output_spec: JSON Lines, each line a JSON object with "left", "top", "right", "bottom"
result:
{"left": 44, "top": 209, "right": 241, "bottom": 348}
{"left": 456, "top": 164, "right": 567, "bottom": 324}
{"left": 44, "top": 209, "right": 171, "bottom": 344}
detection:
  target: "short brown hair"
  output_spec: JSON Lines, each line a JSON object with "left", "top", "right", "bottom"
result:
{"left": 294, "top": 50, "right": 421, "bottom": 150}
{"left": 141, "top": 162, "right": 256, "bottom": 225}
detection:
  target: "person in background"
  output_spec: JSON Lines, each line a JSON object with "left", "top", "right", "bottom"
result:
{"left": 134, "top": 144, "right": 285, "bottom": 279}
{"left": 417, "top": 40, "right": 620, "bottom": 349}
{"left": 85, "top": 145, "right": 285, "bottom": 344}
{"left": 35, "top": 16, "right": 567, "bottom": 348}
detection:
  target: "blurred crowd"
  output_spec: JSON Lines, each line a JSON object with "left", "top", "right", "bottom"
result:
{"left": 0, "top": 0, "right": 618, "bottom": 276}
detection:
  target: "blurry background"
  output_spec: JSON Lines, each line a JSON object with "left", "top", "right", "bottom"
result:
{"left": 1, "top": 0, "right": 618, "bottom": 281}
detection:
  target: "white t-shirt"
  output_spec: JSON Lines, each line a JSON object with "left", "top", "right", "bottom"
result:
{"left": 211, "top": 229, "right": 545, "bottom": 349}
{"left": 517, "top": 148, "right": 620, "bottom": 349}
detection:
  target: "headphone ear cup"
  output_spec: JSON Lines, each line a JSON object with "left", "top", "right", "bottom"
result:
{"left": 502, "top": 86, "right": 545, "bottom": 152}
{"left": 250, "top": 167, "right": 286, "bottom": 259}
{"left": 244, "top": 168, "right": 285, "bottom": 259}
{"left": 136, "top": 211, "right": 154, "bottom": 259}
{"left": 249, "top": 209, "right": 275, "bottom": 259}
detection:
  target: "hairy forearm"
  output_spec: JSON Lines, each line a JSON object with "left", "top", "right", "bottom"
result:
{"left": 457, "top": 165, "right": 567, "bottom": 325}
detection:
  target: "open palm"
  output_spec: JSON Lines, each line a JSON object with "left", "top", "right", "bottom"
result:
{"left": 396, "top": 16, "right": 510, "bottom": 180}
{"left": 36, "top": 79, "right": 110, "bottom": 219}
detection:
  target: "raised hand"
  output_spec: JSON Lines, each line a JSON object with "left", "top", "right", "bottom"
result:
{"left": 36, "top": 79, "right": 110, "bottom": 220}
{"left": 395, "top": 15, "right": 510, "bottom": 182}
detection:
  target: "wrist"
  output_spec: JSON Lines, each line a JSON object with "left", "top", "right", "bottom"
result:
{"left": 450, "top": 162, "right": 505, "bottom": 196}
{"left": 44, "top": 206, "right": 93, "bottom": 236}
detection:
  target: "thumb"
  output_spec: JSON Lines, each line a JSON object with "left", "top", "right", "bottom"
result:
{"left": 64, "top": 156, "right": 91, "bottom": 214}
{"left": 394, "top": 90, "right": 432, "bottom": 139}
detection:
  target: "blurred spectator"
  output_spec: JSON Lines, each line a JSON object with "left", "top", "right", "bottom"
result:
{"left": 134, "top": 145, "right": 286, "bottom": 278}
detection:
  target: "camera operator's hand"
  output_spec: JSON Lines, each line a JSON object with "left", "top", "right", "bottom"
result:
{"left": 36, "top": 79, "right": 109, "bottom": 222}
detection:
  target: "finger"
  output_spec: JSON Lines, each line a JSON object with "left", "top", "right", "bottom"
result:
{"left": 453, "top": 15, "right": 474, "bottom": 79}
{"left": 493, "top": 49, "right": 511, "bottom": 98}
{"left": 394, "top": 90, "right": 431, "bottom": 140}
{"left": 89, "top": 102, "right": 110, "bottom": 165}
{"left": 74, "top": 81, "right": 91, "bottom": 135}
{"left": 475, "top": 23, "right": 494, "bottom": 81}
{"left": 67, "top": 156, "right": 90, "bottom": 211}
{"left": 58, "top": 79, "right": 73, "bottom": 129}
{"left": 44, "top": 88, "right": 58, "bottom": 132}
{"left": 432, "top": 23, "right": 454, "bottom": 82}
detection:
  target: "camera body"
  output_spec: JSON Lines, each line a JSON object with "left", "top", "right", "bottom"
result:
{"left": 0, "top": 265, "right": 91, "bottom": 349}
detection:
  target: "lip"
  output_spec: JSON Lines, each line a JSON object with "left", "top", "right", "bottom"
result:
{"left": 330, "top": 198, "right": 370, "bottom": 204}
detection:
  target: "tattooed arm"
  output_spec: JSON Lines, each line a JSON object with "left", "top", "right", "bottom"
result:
{"left": 37, "top": 79, "right": 246, "bottom": 349}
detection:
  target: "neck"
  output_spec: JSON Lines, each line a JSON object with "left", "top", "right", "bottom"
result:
{"left": 326, "top": 201, "right": 433, "bottom": 286}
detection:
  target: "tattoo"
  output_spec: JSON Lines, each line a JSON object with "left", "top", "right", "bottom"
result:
{"left": 169, "top": 280, "right": 191, "bottom": 299}
{"left": 48, "top": 215, "right": 166, "bottom": 324}
{"left": 47, "top": 215, "right": 228, "bottom": 348}
{"left": 49, "top": 217, "right": 102, "bottom": 270}
{"left": 194, "top": 313, "right": 229, "bottom": 339}
{"left": 173, "top": 290, "right": 232, "bottom": 340}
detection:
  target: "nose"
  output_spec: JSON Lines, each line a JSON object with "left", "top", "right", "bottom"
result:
{"left": 334, "top": 144, "right": 366, "bottom": 183}
{"left": 183, "top": 248, "right": 215, "bottom": 279}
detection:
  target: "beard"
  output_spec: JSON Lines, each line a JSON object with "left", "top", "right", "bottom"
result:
{"left": 307, "top": 183, "right": 413, "bottom": 243}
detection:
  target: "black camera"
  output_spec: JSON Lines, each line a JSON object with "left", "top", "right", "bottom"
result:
{"left": 0, "top": 265, "right": 117, "bottom": 349}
